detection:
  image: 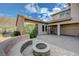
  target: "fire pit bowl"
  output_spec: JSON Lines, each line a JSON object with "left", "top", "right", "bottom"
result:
{"left": 32, "top": 42, "right": 50, "bottom": 56}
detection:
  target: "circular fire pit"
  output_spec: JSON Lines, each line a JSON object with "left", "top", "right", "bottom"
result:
{"left": 36, "top": 43, "right": 47, "bottom": 49}
{"left": 33, "top": 42, "right": 50, "bottom": 56}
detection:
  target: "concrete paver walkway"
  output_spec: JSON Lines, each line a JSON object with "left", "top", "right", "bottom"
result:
{"left": 37, "top": 35, "right": 79, "bottom": 54}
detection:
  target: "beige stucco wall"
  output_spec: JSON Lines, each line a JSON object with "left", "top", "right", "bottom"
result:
{"left": 61, "top": 23, "right": 79, "bottom": 36}
{"left": 48, "top": 4, "right": 79, "bottom": 36}
{"left": 16, "top": 15, "right": 48, "bottom": 35}
{"left": 53, "top": 14, "right": 60, "bottom": 20}
{"left": 48, "top": 23, "right": 79, "bottom": 36}
{"left": 38, "top": 24, "right": 47, "bottom": 35}
{"left": 49, "top": 3, "right": 79, "bottom": 26}
{"left": 71, "top": 3, "right": 79, "bottom": 20}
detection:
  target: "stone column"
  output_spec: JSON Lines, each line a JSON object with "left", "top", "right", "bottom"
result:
{"left": 47, "top": 26, "right": 50, "bottom": 34}
{"left": 57, "top": 24, "right": 60, "bottom": 36}
{"left": 16, "top": 15, "right": 25, "bottom": 35}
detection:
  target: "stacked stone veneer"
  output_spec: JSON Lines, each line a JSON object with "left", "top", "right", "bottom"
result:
{"left": 33, "top": 42, "right": 50, "bottom": 56}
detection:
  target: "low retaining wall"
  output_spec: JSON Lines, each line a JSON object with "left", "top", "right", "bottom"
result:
{"left": 21, "top": 40, "right": 32, "bottom": 53}
{"left": 8, "top": 39, "right": 32, "bottom": 56}
{"left": 0, "top": 34, "right": 29, "bottom": 56}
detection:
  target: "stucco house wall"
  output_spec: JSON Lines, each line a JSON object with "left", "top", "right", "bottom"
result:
{"left": 71, "top": 3, "right": 79, "bottom": 21}
{"left": 60, "top": 4, "right": 79, "bottom": 36}
{"left": 38, "top": 24, "right": 47, "bottom": 35}
{"left": 16, "top": 4, "right": 79, "bottom": 36}
{"left": 48, "top": 3, "right": 79, "bottom": 36}
{"left": 60, "top": 23, "right": 79, "bottom": 36}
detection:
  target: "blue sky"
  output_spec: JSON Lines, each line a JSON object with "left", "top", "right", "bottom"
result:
{"left": 0, "top": 3, "right": 69, "bottom": 21}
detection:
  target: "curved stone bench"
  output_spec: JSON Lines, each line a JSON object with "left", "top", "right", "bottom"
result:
{"left": 0, "top": 35, "right": 29, "bottom": 56}
{"left": 8, "top": 39, "right": 32, "bottom": 56}
{"left": 20, "top": 40, "right": 32, "bottom": 53}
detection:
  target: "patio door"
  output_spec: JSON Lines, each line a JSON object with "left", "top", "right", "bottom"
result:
{"left": 49, "top": 25, "right": 57, "bottom": 35}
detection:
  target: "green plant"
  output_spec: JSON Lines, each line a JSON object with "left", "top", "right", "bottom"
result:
{"left": 2, "top": 28, "right": 7, "bottom": 36}
{"left": 30, "top": 25, "right": 38, "bottom": 39}
{"left": 13, "top": 31, "right": 21, "bottom": 36}
{"left": 23, "top": 24, "right": 36, "bottom": 34}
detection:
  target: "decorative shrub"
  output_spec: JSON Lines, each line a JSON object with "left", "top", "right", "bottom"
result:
{"left": 23, "top": 24, "right": 36, "bottom": 34}
{"left": 30, "top": 25, "right": 38, "bottom": 39}
{"left": 13, "top": 31, "right": 21, "bottom": 36}
{"left": 2, "top": 30, "right": 6, "bottom": 35}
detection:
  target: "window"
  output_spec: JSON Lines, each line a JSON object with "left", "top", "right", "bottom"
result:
{"left": 45, "top": 25, "right": 47, "bottom": 32}
{"left": 42, "top": 25, "right": 44, "bottom": 32}
{"left": 60, "top": 13, "right": 64, "bottom": 17}
{"left": 60, "top": 10, "right": 70, "bottom": 17}
{"left": 65, "top": 11, "right": 70, "bottom": 16}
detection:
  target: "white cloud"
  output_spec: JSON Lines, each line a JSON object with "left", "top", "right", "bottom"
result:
{"left": 38, "top": 15, "right": 41, "bottom": 18}
{"left": 63, "top": 4, "right": 68, "bottom": 8}
{"left": 39, "top": 8, "right": 54, "bottom": 21}
{"left": 39, "top": 6, "right": 62, "bottom": 21}
{"left": 39, "top": 13, "right": 52, "bottom": 21}
{"left": 40, "top": 8, "right": 49, "bottom": 14}
{"left": 40, "top": 8, "right": 53, "bottom": 16}
{"left": 47, "top": 11, "right": 53, "bottom": 16}
{"left": 24, "top": 3, "right": 39, "bottom": 13}
{"left": 24, "top": 3, "right": 68, "bottom": 21}
{"left": 52, "top": 7, "right": 61, "bottom": 13}
{"left": 36, "top": 7, "right": 53, "bottom": 21}
{"left": 51, "top": 3, "right": 69, "bottom": 14}
{"left": 60, "top": 3, "right": 68, "bottom": 8}
{"left": 24, "top": 4, "right": 50, "bottom": 21}
{"left": 24, "top": 4, "right": 52, "bottom": 15}
{"left": 43, "top": 13, "right": 48, "bottom": 16}
{"left": 24, "top": 3, "right": 53, "bottom": 20}
{"left": 55, "top": 3, "right": 69, "bottom": 9}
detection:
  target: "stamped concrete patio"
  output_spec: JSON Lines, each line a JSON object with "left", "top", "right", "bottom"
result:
{"left": 0, "top": 34, "right": 79, "bottom": 56}
{"left": 37, "top": 35, "right": 79, "bottom": 54}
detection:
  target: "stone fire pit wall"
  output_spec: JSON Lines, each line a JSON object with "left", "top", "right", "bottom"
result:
{"left": 20, "top": 40, "right": 32, "bottom": 53}
{"left": 33, "top": 42, "right": 50, "bottom": 56}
